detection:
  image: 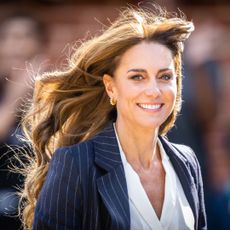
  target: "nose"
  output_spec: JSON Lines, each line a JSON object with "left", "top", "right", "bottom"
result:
{"left": 144, "top": 79, "right": 161, "bottom": 97}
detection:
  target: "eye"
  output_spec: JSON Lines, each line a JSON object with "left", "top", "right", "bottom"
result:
{"left": 130, "top": 74, "right": 144, "bottom": 81}
{"left": 159, "top": 74, "right": 173, "bottom": 81}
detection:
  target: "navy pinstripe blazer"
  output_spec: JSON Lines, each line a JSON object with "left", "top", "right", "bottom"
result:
{"left": 33, "top": 122, "right": 207, "bottom": 230}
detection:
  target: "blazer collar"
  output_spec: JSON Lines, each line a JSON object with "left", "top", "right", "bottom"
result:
{"left": 93, "top": 124, "right": 198, "bottom": 229}
{"left": 93, "top": 122, "right": 122, "bottom": 172}
{"left": 93, "top": 124, "right": 191, "bottom": 173}
{"left": 159, "top": 136, "right": 198, "bottom": 228}
{"left": 93, "top": 122, "right": 130, "bottom": 229}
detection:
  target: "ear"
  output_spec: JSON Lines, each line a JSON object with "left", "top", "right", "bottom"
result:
{"left": 103, "top": 74, "right": 117, "bottom": 99}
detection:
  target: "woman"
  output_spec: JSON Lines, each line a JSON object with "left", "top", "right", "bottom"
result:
{"left": 20, "top": 5, "right": 207, "bottom": 230}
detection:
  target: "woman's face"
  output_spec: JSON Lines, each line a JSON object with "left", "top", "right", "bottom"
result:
{"left": 103, "top": 41, "right": 177, "bottom": 131}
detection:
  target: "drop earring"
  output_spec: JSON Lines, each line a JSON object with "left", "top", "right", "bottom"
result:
{"left": 110, "top": 97, "right": 117, "bottom": 106}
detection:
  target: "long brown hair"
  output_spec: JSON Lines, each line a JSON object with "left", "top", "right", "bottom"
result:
{"left": 20, "top": 5, "right": 194, "bottom": 229}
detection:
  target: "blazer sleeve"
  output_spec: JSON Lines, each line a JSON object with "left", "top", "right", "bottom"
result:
{"left": 33, "top": 147, "right": 82, "bottom": 230}
{"left": 193, "top": 152, "right": 207, "bottom": 230}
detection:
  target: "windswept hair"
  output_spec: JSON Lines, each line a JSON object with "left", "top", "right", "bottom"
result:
{"left": 20, "top": 5, "right": 194, "bottom": 229}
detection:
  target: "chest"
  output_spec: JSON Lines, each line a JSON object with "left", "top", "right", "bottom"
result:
{"left": 135, "top": 161, "right": 166, "bottom": 219}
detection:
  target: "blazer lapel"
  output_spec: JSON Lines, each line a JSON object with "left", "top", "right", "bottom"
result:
{"left": 93, "top": 123, "right": 130, "bottom": 230}
{"left": 159, "top": 136, "right": 198, "bottom": 227}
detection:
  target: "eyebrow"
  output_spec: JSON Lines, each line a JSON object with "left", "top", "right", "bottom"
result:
{"left": 127, "top": 68, "right": 173, "bottom": 74}
{"left": 127, "top": 68, "right": 147, "bottom": 73}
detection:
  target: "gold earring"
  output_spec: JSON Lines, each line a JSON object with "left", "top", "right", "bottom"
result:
{"left": 110, "top": 97, "right": 117, "bottom": 106}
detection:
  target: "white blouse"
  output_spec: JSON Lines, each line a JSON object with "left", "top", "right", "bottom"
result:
{"left": 114, "top": 125, "right": 195, "bottom": 230}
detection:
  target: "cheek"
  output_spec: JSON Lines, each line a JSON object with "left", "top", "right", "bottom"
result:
{"left": 171, "top": 78, "right": 177, "bottom": 91}
{"left": 172, "top": 85, "right": 177, "bottom": 99}
{"left": 165, "top": 84, "right": 177, "bottom": 103}
{"left": 115, "top": 81, "right": 139, "bottom": 100}
{"left": 172, "top": 88, "right": 178, "bottom": 110}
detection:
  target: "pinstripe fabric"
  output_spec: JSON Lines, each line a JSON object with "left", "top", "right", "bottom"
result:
{"left": 33, "top": 122, "right": 206, "bottom": 230}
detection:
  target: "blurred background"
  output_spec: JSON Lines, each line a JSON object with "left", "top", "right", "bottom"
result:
{"left": 0, "top": 0, "right": 229, "bottom": 229}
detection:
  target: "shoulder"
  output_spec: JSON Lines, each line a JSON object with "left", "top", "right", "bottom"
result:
{"left": 34, "top": 142, "right": 93, "bottom": 228}
{"left": 51, "top": 139, "right": 94, "bottom": 168}
{"left": 161, "top": 136, "right": 202, "bottom": 185}
{"left": 160, "top": 136, "right": 199, "bottom": 166}
{"left": 45, "top": 139, "right": 96, "bottom": 188}
{"left": 171, "top": 142, "right": 198, "bottom": 166}
{"left": 160, "top": 136, "right": 201, "bottom": 178}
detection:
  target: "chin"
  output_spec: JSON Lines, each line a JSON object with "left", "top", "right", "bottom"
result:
{"left": 136, "top": 120, "right": 163, "bottom": 131}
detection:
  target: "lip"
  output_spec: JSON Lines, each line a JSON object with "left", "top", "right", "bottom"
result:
{"left": 137, "top": 103, "right": 163, "bottom": 112}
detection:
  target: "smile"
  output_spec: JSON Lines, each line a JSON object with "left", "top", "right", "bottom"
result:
{"left": 137, "top": 103, "right": 163, "bottom": 110}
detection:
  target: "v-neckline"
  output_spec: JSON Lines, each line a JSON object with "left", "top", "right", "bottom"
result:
{"left": 123, "top": 139, "right": 177, "bottom": 229}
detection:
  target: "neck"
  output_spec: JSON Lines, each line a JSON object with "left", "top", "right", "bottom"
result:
{"left": 115, "top": 119, "right": 160, "bottom": 170}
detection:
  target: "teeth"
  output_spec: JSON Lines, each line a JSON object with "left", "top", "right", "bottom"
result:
{"left": 138, "top": 104, "right": 161, "bottom": 110}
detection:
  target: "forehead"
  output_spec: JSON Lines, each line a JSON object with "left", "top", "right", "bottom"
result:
{"left": 115, "top": 42, "right": 175, "bottom": 74}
